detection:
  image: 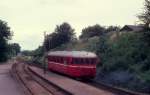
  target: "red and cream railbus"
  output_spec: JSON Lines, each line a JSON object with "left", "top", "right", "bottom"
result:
{"left": 47, "top": 51, "right": 99, "bottom": 78}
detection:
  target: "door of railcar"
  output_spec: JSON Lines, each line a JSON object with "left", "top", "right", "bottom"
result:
{"left": 58, "top": 56, "right": 68, "bottom": 73}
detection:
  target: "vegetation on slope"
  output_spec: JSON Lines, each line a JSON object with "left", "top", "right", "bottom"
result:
{"left": 96, "top": 32, "right": 150, "bottom": 92}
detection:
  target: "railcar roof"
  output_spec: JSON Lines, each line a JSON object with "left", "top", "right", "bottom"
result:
{"left": 47, "top": 51, "right": 97, "bottom": 58}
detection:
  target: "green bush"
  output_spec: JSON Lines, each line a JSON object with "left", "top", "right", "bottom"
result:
{"left": 96, "top": 32, "right": 150, "bottom": 83}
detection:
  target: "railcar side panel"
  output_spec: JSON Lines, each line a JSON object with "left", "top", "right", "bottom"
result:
{"left": 67, "top": 64, "right": 96, "bottom": 78}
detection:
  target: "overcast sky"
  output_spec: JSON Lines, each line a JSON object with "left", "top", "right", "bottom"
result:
{"left": 0, "top": 0, "right": 144, "bottom": 50}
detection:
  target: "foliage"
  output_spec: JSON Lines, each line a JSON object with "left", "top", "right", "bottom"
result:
{"left": 21, "top": 46, "right": 44, "bottom": 57}
{"left": 32, "top": 46, "right": 44, "bottom": 57}
{"left": 0, "top": 20, "right": 12, "bottom": 40}
{"left": 21, "top": 46, "right": 44, "bottom": 66}
{"left": 138, "top": 0, "right": 150, "bottom": 46}
{"left": 51, "top": 36, "right": 100, "bottom": 52}
{"left": 138, "top": 0, "right": 150, "bottom": 26}
{"left": 21, "top": 50, "right": 33, "bottom": 56}
{"left": 100, "top": 32, "right": 150, "bottom": 92}
{"left": 106, "top": 26, "right": 120, "bottom": 33}
{"left": 44, "top": 22, "right": 75, "bottom": 51}
{"left": 96, "top": 32, "right": 150, "bottom": 86}
{"left": 79, "top": 24, "right": 105, "bottom": 39}
{"left": 0, "top": 20, "right": 12, "bottom": 62}
{"left": 79, "top": 25, "right": 120, "bottom": 40}
{"left": 7, "top": 43, "right": 21, "bottom": 58}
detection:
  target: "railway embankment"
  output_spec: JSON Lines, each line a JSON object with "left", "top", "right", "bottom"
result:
{"left": 12, "top": 62, "right": 71, "bottom": 95}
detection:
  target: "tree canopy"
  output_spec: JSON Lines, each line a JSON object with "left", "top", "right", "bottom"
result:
{"left": 0, "top": 20, "right": 12, "bottom": 62}
{"left": 79, "top": 24, "right": 106, "bottom": 39}
{"left": 106, "top": 26, "right": 120, "bottom": 33}
{"left": 79, "top": 24, "right": 120, "bottom": 39}
{"left": 8, "top": 43, "right": 21, "bottom": 57}
{"left": 44, "top": 22, "right": 75, "bottom": 51}
{"left": 138, "top": 0, "right": 150, "bottom": 46}
{"left": 138, "top": 0, "right": 150, "bottom": 27}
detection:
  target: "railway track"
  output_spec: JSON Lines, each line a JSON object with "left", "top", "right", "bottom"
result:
{"left": 12, "top": 63, "right": 72, "bottom": 95}
{"left": 11, "top": 62, "right": 150, "bottom": 95}
{"left": 81, "top": 79, "right": 149, "bottom": 95}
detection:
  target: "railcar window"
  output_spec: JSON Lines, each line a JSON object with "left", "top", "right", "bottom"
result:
{"left": 72, "top": 58, "right": 75, "bottom": 64}
{"left": 56, "top": 57, "right": 59, "bottom": 63}
{"left": 54, "top": 57, "right": 57, "bottom": 62}
{"left": 81, "top": 59, "right": 84, "bottom": 64}
{"left": 62, "top": 57, "right": 65, "bottom": 64}
{"left": 72, "top": 58, "right": 96, "bottom": 64}
{"left": 78, "top": 59, "right": 81, "bottom": 64}
{"left": 89, "top": 59, "right": 91, "bottom": 64}
{"left": 83, "top": 58, "right": 85, "bottom": 64}
{"left": 79, "top": 58, "right": 82, "bottom": 64}
{"left": 59, "top": 58, "right": 61, "bottom": 63}
{"left": 57, "top": 57, "right": 60, "bottom": 63}
{"left": 83, "top": 59, "right": 85, "bottom": 63}
{"left": 48, "top": 57, "right": 50, "bottom": 61}
{"left": 57, "top": 57, "right": 59, "bottom": 63}
{"left": 85, "top": 59, "right": 89, "bottom": 64}
{"left": 60, "top": 57, "right": 63, "bottom": 63}
{"left": 52, "top": 57, "right": 54, "bottom": 62}
{"left": 58, "top": 57, "right": 61, "bottom": 63}
{"left": 72, "top": 58, "right": 83, "bottom": 64}
{"left": 55, "top": 57, "right": 57, "bottom": 62}
{"left": 53, "top": 57, "right": 55, "bottom": 62}
{"left": 60, "top": 57, "right": 63, "bottom": 64}
{"left": 91, "top": 58, "right": 96, "bottom": 64}
{"left": 49, "top": 56, "right": 52, "bottom": 61}
{"left": 73, "top": 58, "right": 79, "bottom": 64}
{"left": 50, "top": 57, "right": 52, "bottom": 61}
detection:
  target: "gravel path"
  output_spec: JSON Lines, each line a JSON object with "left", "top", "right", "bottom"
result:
{"left": 0, "top": 63, "right": 25, "bottom": 95}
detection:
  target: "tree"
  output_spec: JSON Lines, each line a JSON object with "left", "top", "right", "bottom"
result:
{"left": 44, "top": 22, "right": 75, "bottom": 51}
{"left": 79, "top": 24, "right": 106, "bottom": 39}
{"left": 0, "top": 20, "right": 12, "bottom": 62}
{"left": 138, "top": 0, "right": 150, "bottom": 46}
{"left": 8, "top": 43, "right": 21, "bottom": 57}
{"left": 106, "top": 26, "right": 120, "bottom": 33}
{"left": 21, "top": 50, "right": 33, "bottom": 56}
{"left": 138, "top": 0, "right": 150, "bottom": 27}
{"left": 33, "top": 46, "right": 44, "bottom": 57}
{"left": 54, "top": 22, "right": 75, "bottom": 44}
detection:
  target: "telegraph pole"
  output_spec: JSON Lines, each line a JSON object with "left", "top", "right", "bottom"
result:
{"left": 43, "top": 31, "right": 47, "bottom": 74}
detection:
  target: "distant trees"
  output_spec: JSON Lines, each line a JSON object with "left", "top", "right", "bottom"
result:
{"left": 0, "top": 20, "right": 12, "bottom": 62}
{"left": 106, "top": 26, "right": 120, "bottom": 33}
{"left": 44, "top": 22, "right": 75, "bottom": 51}
{"left": 8, "top": 43, "right": 21, "bottom": 57}
{"left": 21, "top": 50, "right": 33, "bottom": 56}
{"left": 32, "top": 46, "right": 44, "bottom": 57}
